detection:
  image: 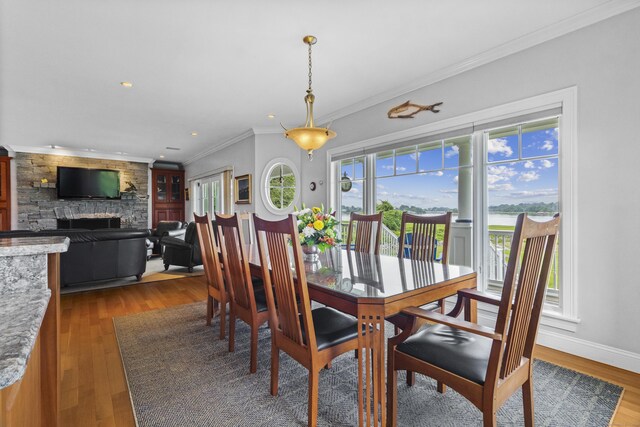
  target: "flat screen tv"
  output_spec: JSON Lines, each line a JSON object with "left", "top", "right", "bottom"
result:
{"left": 57, "top": 166, "right": 121, "bottom": 199}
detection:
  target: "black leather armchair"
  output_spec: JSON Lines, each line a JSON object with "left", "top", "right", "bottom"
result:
{"left": 161, "top": 222, "right": 202, "bottom": 272}
{"left": 148, "top": 221, "right": 185, "bottom": 256}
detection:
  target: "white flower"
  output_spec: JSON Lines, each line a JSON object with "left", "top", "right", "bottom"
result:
{"left": 297, "top": 219, "right": 303, "bottom": 227}
{"left": 303, "top": 227, "right": 315, "bottom": 238}
{"left": 299, "top": 208, "right": 312, "bottom": 215}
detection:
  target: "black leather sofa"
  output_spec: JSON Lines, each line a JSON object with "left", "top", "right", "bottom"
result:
{"left": 148, "top": 221, "right": 186, "bottom": 256}
{"left": 0, "top": 228, "right": 150, "bottom": 288}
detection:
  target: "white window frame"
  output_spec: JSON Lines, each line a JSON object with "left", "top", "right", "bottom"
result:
{"left": 328, "top": 87, "right": 579, "bottom": 330}
{"left": 260, "top": 157, "right": 301, "bottom": 215}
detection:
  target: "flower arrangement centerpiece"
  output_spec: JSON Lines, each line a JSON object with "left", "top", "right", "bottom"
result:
{"left": 293, "top": 204, "right": 341, "bottom": 261}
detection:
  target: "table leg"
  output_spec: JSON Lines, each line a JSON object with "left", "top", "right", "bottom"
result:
{"left": 357, "top": 304, "right": 386, "bottom": 427}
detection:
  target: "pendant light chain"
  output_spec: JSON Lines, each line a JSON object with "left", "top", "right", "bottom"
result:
{"left": 308, "top": 42, "right": 313, "bottom": 92}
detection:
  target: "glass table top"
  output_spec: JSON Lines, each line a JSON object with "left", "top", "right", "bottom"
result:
{"left": 246, "top": 246, "right": 476, "bottom": 300}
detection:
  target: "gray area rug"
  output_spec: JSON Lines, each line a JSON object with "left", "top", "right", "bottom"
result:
{"left": 113, "top": 302, "right": 622, "bottom": 426}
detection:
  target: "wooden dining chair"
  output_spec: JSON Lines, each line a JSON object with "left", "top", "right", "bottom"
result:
{"left": 215, "top": 213, "right": 269, "bottom": 374}
{"left": 387, "top": 213, "right": 560, "bottom": 427}
{"left": 398, "top": 211, "right": 452, "bottom": 314}
{"left": 253, "top": 214, "right": 361, "bottom": 427}
{"left": 346, "top": 212, "right": 383, "bottom": 255}
{"left": 193, "top": 213, "right": 228, "bottom": 339}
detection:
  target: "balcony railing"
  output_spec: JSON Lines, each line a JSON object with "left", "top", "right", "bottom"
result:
{"left": 487, "top": 230, "right": 559, "bottom": 300}
{"left": 340, "top": 222, "right": 399, "bottom": 257}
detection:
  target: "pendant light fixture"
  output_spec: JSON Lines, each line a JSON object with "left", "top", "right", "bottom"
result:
{"left": 283, "top": 35, "right": 336, "bottom": 160}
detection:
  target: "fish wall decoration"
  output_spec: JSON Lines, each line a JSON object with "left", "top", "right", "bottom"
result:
{"left": 387, "top": 100, "right": 443, "bottom": 119}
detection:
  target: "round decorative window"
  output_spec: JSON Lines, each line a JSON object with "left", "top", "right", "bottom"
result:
{"left": 261, "top": 158, "right": 300, "bottom": 214}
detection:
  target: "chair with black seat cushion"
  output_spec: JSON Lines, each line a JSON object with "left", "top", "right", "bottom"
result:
{"left": 161, "top": 221, "right": 202, "bottom": 272}
{"left": 387, "top": 213, "right": 560, "bottom": 427}
{"left": 148, "top": 221, "right": 184, "bottom": 256}
{"left": 216, "top": 213, "right": 270, "bottom": 374}
{"left": 194, "top": 213, "right": 228, "bottom": 338}
{"left": 253, "top": 214, "right": 360, "bottom": 427}
{"left": 387, "top": 212, "right": 453, "bottom": 336}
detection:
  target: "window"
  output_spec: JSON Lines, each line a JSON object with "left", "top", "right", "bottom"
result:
{"left": 483, "top": 118, "right": 560, "bottom": 306}
{"left": 193, "top": 174, "right": 223, "bottom": 216}
{"left": 268, "top": 163, "right": 296, "bottom": 209}
{"left": 334, "top": 137, "right": 472, "bottom": 258}
{"left": 261, "top": 158, "right": 300, "bottom": 215}
{"left": 329, "top": 86, "right": 577, "bottom": 323}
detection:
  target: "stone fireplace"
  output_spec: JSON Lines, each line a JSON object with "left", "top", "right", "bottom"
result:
{"left": 15, "top": 153, "right": 149, "bottom": 230}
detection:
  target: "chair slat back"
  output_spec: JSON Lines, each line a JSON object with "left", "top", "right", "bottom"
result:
{"left": 194, "top": 213, "right": 225, "bottom": 293}
{"left": 346, "top": 212, "right": 383, "bottom": 255}
{"left": 495, "top": 213, "right": 560, "bottom": 379}
{"left": 253, "top": 214, "right": 317, "bottom": 350}
{"left": 216, "top": 214, "right": 256, "bottom": 312}
{"left": 398, "top": 212, "right": 452, "bottom": 263}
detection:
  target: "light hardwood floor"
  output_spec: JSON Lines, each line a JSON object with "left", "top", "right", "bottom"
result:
{"left": 59, "top": 277, "right": 640, "bottom": 426}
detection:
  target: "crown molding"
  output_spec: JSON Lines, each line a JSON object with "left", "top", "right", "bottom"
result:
{"left": 315, "top": 0, "right": 640, "bottom": 125}
{"left": 251, "top": 127, "right": 282, "bottom": 135}
{"left": 183, "top": 129, "right": 255, "bottom": 166}
{"left": 183, "top": 0, "right": 639, "bottom": 165}
{"left": 6, "top": 145, "right": 154, "bottom": 164}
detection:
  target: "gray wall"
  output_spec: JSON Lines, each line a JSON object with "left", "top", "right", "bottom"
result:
{"left": 185, "top": 134, "right": 256, "bottom": 218}
{"left": 299, "top": 9, "right": 640, "bottom": 355}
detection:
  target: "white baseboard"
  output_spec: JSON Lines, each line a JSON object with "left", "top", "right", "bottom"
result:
{"left": 475, "top": 311, "right": 640, "bottom": 374}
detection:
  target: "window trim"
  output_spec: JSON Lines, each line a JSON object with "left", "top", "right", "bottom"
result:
{"left": 261, "top": 157, "right": 301, "bottom": 215}
{"left": 328, "top": 86, "right": 578, "bottom": 324}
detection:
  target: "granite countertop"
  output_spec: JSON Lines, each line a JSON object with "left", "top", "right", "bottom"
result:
{"left": 0, "top": 289, "right": 51, "bottom": 389}
{"left": 0, "top": 236, "right": 69, "bottom": 257}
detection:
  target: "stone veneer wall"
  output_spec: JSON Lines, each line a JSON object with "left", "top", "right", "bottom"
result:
{"left": 16, "top": 153, "right": 149, "bottom": 230}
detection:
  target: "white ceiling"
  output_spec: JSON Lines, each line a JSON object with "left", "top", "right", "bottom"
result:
{"left": 0, "top": 0, "right": 631, "bottom": 163}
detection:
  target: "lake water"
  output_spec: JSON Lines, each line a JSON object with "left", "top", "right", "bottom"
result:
{"left": 452, "top": 213, "right": 555, "bottom": 226}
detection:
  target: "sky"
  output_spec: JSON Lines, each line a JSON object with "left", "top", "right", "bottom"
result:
{"left": 341, "top": 123, "right": 559, "bottom": 210}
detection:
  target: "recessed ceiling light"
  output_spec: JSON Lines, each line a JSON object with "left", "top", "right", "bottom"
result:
{"left": 267, "top": 114, "right": 276, "bottom": 119}
{"left": 120, "top": 81, "right": 133, "bottom": 88}
{"left": 50, "top": 145, "right": 62, "bottom": 149}
{"left": 159, "top": 155, "right": 165, "bottom": 158}
{"left": 191, "top": 132, "right": 198, "bottom": 137}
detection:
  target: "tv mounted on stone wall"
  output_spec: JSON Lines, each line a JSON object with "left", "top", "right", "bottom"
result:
{"left": 56, "top": 166, "right": 121, "bottom": 200}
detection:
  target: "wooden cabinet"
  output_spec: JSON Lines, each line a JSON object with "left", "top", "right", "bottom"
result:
{"left": 151, "top": 169, "right": 185, "bottom": 228}
{"left": 0, "top": 157, "right": 11, "bottom": 231}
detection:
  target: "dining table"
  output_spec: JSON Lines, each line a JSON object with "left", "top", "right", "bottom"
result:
{"left": 244, "top": 245, "right": 477, "bottom": 427}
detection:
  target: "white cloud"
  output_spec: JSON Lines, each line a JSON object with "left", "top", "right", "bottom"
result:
{"left": 487, "top": 165, "right": 517, "bottom": 186}
{"left": 509, "top": 189, "right": 558, "bottom": 198}
{"left": 381, "top": 165, "right": 394, "bottom": 170}
{"left": 440, "top": 189, "right": 458, "bottom": 194}
{"left": 453, "top": 175, "right": 459, "bottom": 183}
{"left": 487, "top": 138, "right": 513, "bottom": 157}
{"left": 541, "top": 140, "right": 554, "bottom": 151}
{"left": 445, "top": 146, "right": 459, "bottom": 158}
{"left": 409, "top": 152, "right": 421, "bottom": 160}
{"left": 519, "top": 171, "right": 540, "bottom": 182}
{"left": 377, "top": 184, "right": 386, "bottom": 189}
{"left": 540, "top": 159, "right": 554, "bottom": 168}
{"left": 429, "top": 171, "right": 443, "bottom": 176}
{"left": 524, "top": 160, "right": 535, "bottom": 169}
{"left": 489, "top": 183, "right": 515, "bottom": 191}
